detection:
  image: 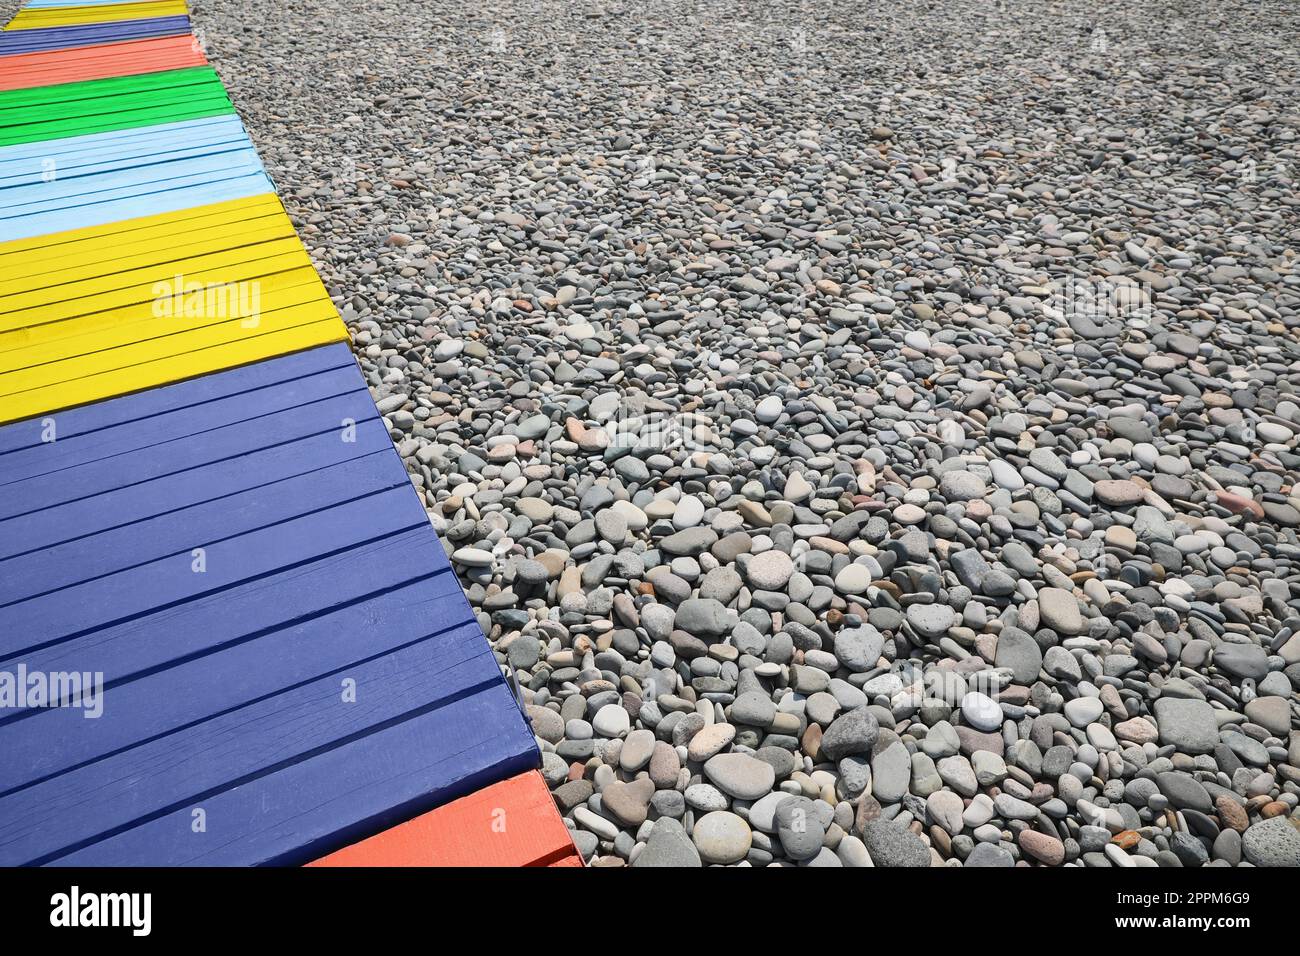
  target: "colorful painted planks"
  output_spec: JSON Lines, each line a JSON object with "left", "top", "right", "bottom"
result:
{"left": 0, "top": 65, "right": 235, "bottom": 147}
{"left": 0, "top": 346, "right": 541, "bottom": 866}
{"left": 24, "top": 0, "right": 179, "bottom": 7}
{"left": 308, "top": 772, "right": 582, "bottom": 868}
{"left": 7, "top": 2, "right": 190, "bottom": 32}
{"left": 0, "top": 0, "right": 563, "bottom": 868}
{"left": 0, "top": 192, "right": 349, "bottom": 423}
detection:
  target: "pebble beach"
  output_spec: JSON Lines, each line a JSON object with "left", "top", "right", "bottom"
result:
{"left": 195, "top": 0, "right": 1300, "bottom": 867}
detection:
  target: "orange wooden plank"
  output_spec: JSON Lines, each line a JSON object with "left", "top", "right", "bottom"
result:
{"left": 307, "top": 771, "right": 580, "bottom": 868}
{"left": 0, "top": 35, "right": 205, "bottom": 91}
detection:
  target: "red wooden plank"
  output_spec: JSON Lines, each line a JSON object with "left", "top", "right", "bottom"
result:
{"left": 307, "top": 771, "right": 580, "bottom": 868}
{"left": 0, "top": 35, "right": 207, "bottom": 93}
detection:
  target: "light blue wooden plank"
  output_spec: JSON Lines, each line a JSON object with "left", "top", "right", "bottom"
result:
{"left": 0, "top": 121, "right": 252, "bottom": 187}
{"left": 0, "top": 146, "right": 264, "bottom": 210}
{"left": 0, "top": 170, "right": 274, "bottom": 241}
{"left": 0, "top": 115, "right": 241, "bottom": 165}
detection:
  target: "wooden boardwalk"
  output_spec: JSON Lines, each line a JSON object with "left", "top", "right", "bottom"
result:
{"left": 0, "top": 0, "right": 577, "bottom": 867}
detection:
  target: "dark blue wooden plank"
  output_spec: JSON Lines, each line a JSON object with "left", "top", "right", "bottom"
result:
{"left": 0, "top": 344, "right": 532, "bottom": 868}
{"left": 51, "top": 688, "right": 536, "bottom": 867}
{"left": 0, "top": 357, "right": 370, "bottom": 489}
{"left": 12, "top": 527, "right": 453, "bottom": 704}
{"left": 0, "top": 388, "right": 380, "bottom": 520}
{"left": 0, "top": 421, "right": 397, "bottom": 561}
{"left": 0, "top": 629, "right": 534, "bottom": 867}
{"left": 0, "top": 565, "right": 467, "bottom": 791}
{"left": 0, "top": 17, "right": 192, "bottom": 56}
{"left": 0, "top": 342, "right": 356, "bottom": 460}
{"left": 0, "top": 447, "right": 407, "bottom": 602}
{"left": 1, "top": 482, "right": 432, "bottom": 651}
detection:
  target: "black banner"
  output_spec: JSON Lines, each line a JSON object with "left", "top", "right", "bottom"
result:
{"left": 0, "top": 865, "right": 1280, "bottom": 940}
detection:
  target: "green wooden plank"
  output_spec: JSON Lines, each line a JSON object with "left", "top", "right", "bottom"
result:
{"left": 0, "top": 100, "right": 237, "bottom": 146}
{"left": 0, "top": 66, "right": 218, "bottom": 110}
{"left": 0, "top": 79, "right": 228, "bottom": 125}
{"left": 0, "top": 89, "right": 232, "bottom": 132}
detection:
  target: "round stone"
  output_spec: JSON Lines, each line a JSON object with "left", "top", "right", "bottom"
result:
{"left": 908, "top": 603, "right": 956, "bottom": 640}
{"left": 820, "top": 707, "right": 881, "bottom": 761}
{"left": 1154, "top": 697, "right": 1219, "bottom": 754}
{"left": 755, "top": 395, "right": 784, "bottom": 423}
{"left": 620, "top": 728, "right": 656, "bottom": 771}
{"left": 703, "top": 752, "right": 776, "bottom": 800}
{"left": 592, "top": 703, "right": 630, "bottom": 738}
{"left": 632, "top": 818, "right": 701, "bottom": 867}
{"left": 686, "top": 722, "right": 736, "bottom": 762}
{"left": 1242, "top": 817, "right": 1300, "bottom": 867}
{"left": 1018, "top": 829, "right": 1065, "bottom": 865}
{"left": 775, "top": 797, "right": 826, "bottom": 861}
{"left": 451, "top": 547, "right": 494, "bottom": 567}
{"left": 939, "top": 470, "right": 988, "bottom": 501}
{"left": 960, "top": 692, "right": 1002, "bottom": 732}
{"left": 1094, "top": 480, "right": 1145, "bottom": 506}
{"left": 861, "top": 819, "right": 930, "bottom": 867}
{"left": 731, "top": 690, "right": 777, "bottom": 727}
{"left": 834, "top": 626, "right": 884, "bottom": 673}
{"left": 525, "top": 704, "right": 563, "bottom": 744}
{"left": 673, "top": 494, "right": 706, "bottom": 529}
{"left": 747, "top": 549, "right": 794, "bottom": 590}
{"left": 834, "top": 563, "right": 872, "bottom": 594}
{"left": 1063, "top": 696, "right": 1105, "bottom": 728}
{"left": 692, "top": 811, "right": 752, "bottom": 864}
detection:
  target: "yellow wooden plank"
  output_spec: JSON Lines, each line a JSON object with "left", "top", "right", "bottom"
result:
{"left": 0, "top": 202, "right": 287, "bottom": 278}
{"left": 0, "top": 211, "right": 293, "bottom": 284}
{"left": 1, "top": 301, "right": 338, "bottom": 392}
{"left": 0, "top": 193, "right": 280, "bottom": 259}
{"left": 1, "top": 246, "right": 313, "bottom": 327}
{"left": 2, "top": 255, "right": 321, "bottom": 340}
{"left": 0, "top": 269, "right": 328, "bottom": 357}
{"left": 0, "top": 218, "right": 300, "bottom": 296}
{"left": 6, "top": 2, "right": 190, "bottom": 30}
{"left": 0, "top": 320, "right": 347, "bottom": 426}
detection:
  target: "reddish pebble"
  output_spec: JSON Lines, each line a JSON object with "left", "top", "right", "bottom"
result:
{"left": 1215, "top": 491, "right": 1265, "bottom": 518}
{"left": 1112, "top": 830, "right": 1141, "bottom": 850}
{"left": 1216, "top": 795, "right": 1250, "bottom": 833}
{"left": 1019, "top": 829, "right": 1065, "bottom": 866}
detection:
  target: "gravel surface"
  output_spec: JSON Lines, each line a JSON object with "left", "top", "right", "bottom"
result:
{"left": 189, "top": 0, "right": 1300, "bottom": 866}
